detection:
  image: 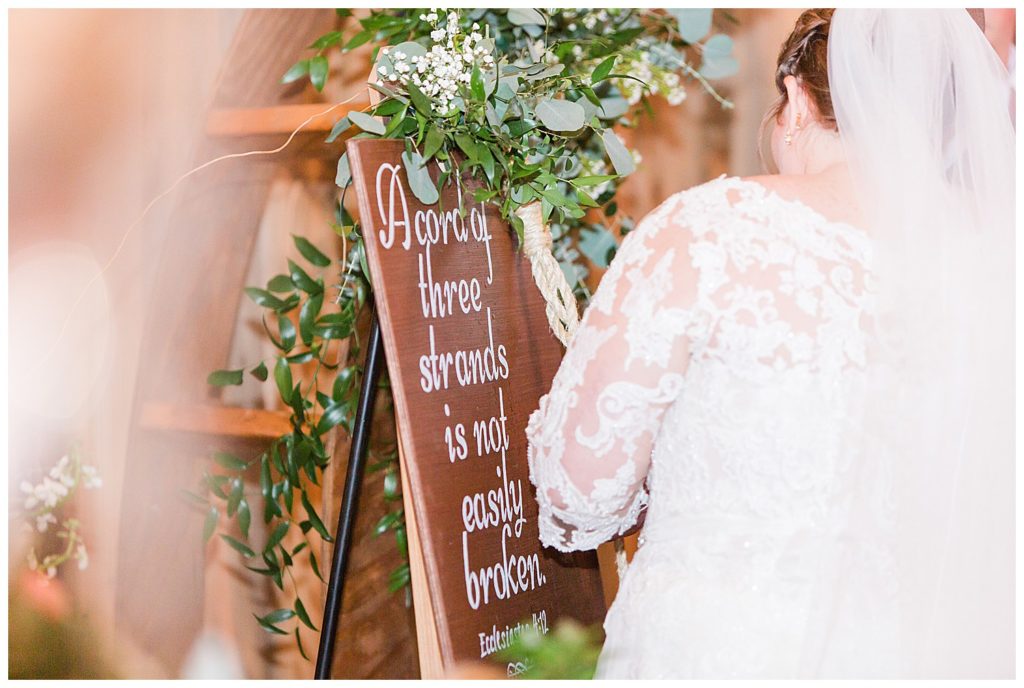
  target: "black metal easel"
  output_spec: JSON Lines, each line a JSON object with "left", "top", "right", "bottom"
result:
{"left": 314, "top": 312, "right": 386, "bottom": 679}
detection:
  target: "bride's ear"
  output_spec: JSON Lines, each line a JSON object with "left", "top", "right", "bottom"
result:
{"left": 782, "top": 75, "right": 812, "bottom": 129}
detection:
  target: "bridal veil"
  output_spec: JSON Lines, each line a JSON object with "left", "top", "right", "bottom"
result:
{"left": 798, "top": 9, "right": 1015, "bottom": 677}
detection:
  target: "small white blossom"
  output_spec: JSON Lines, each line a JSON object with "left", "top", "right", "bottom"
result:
{"left": 82, "top": 465, "right": 102, "bottom": 489}
{"left": 35, "top": 512, "right": 57, "bottom": 533}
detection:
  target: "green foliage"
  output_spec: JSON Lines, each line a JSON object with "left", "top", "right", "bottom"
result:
{"left": 205, "top": 7, "right": 739, "bottom": 661}
{"left": 493, "top": 619, "right": 605, "bottom": 679}
{"left": 284, "top": 8, "right": 735, "bottom": 251}
{"left": 198, "top": 224, "right": 389, "bottom": 658}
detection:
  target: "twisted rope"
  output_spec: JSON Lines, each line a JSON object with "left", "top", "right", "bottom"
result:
{"left": 516, "top": 201, "right": 631, "bottom": 583}
{"left": 517, "top": 202, "right": 579, "bottom": 347}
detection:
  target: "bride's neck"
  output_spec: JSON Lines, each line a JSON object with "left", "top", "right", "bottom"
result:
{"left": 798, "top": 127, "right": 846, "bottom": 175}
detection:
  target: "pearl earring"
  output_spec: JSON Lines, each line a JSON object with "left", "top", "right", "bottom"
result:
{"left": 784, "top": 113, "right": 803, "bottom": 146}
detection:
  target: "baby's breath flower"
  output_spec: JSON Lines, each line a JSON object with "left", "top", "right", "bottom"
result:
{"left": 380, "top": 9, "right": 496, "bottom": 116}
{"left": 21, "top": 449, "right": 100, "bottom": 576}
{"left": 35, "top": 512, "right": 57, "bottom": 533}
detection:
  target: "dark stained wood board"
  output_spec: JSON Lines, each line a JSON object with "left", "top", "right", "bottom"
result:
{"left": 346, "top": 138, "right": 606, "bottom": 675}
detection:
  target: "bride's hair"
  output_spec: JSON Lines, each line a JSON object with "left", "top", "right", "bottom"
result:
{"left": 769, "top": 9, "right": 836, "bottom": 129}
{"left": 759, "top": 9, "right": 835, "bottom": 168}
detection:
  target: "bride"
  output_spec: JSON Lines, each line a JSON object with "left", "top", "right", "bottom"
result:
{"left": 526, "top": 8, "right": 1013, "bottom": 679}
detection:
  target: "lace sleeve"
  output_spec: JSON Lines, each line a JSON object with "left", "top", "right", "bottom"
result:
{"left": 526, "top": 191, "right": 708, "bottom": 552}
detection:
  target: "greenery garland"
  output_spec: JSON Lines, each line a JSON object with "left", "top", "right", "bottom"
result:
{"left": 199, "top": 7, "right": 736, "bottom": 665}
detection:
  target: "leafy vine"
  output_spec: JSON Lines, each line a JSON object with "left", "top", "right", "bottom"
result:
{"left": 198, "top": 7, "right": 736, "bottom": 660}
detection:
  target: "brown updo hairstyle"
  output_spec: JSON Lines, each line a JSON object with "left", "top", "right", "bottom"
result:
{"left": 759, "top": 9, "right": 836, "bottom": 169}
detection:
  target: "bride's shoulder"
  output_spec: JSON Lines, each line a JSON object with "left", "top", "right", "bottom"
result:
{"left": 636, "top": 175, "right": 765, "bottom": 238}
{"left": 660, "top": 174, "right": 773, "bottom": 216}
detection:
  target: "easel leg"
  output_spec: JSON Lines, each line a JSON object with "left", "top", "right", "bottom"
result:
{"left": 314, "top": 313, "right": 385, "bottom": 679}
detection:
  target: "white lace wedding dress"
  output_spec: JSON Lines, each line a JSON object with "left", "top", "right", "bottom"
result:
{"left": 526, "top": 176, "right": 899, "bottom": 678}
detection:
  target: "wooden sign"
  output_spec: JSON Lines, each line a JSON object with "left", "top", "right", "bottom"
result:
{"left": 346, "top": 138, "right": 606, "bottom": 677}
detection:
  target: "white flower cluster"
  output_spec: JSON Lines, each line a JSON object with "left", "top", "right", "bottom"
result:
{"left": 614, "top": 52, "right": 687, "bottom": 106}
{"left": 377, "top": 9, "right": 496, "bottom": 115}
{"left": 27, "top": 524, "right": 89, "bottom": 578}
{"left": 581, "top": 9, "right": 610, "bottom": 31}
{"left": 532, "top": 39, "right": 562, "bottom": 67}
{"left": 21, "top": 452, "right": 101, "bottom": 577}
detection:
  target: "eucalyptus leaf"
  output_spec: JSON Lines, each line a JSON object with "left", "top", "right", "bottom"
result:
{"left": 523, "top": 63, "right": 565, "bottom": 82}
{"left": 700, "top": 53, "right": 739, "bottom": 79}
{"left": 578, "top": 96, "right": 598, "bottom": 124}
{"left": 483, "top": 69, "right": 498, "bottom": 99}
{"left": 378, "top": 40, "right": 427, "bottom": 75}
{"left": 348, "top": 110, "right": 386, "bottom": 135}
{"left": 670, "top": 8, "right": 713, "bottom": 43}
{"left": 578, "top": 225, "right": 619, "bottom": 268}
{"left": 401, "top": 149, "right": 439, "bottom": 205}
{"left": 507, "top": 8, "right": 545, "bottom": 27}
{"left": 700, "top": 33, "right": 739, "bottom": 78}
{"left": 703, "top": 33, "right": 734, "bottom": 58}
{"left": 335, "top": 153, "right": 351, "bottom": 188}
{"left": 535, "top": 98, "right": 585, "bottom": 131}
{"left": 485, "top": 102, "right": 501, "bottom": 127}
{"left": 366, "top": 81, "right": 406, "bottom": 102}
{"left": 597, "top": 97, "right": 629, "bottom": 120}
{"left": 602, "top": 130, "right": 636, "bottom": 176}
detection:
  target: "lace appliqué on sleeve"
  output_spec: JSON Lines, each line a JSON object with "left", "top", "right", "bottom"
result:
{"left": 526, "top": 190, "right": 702, "bottom": 552}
